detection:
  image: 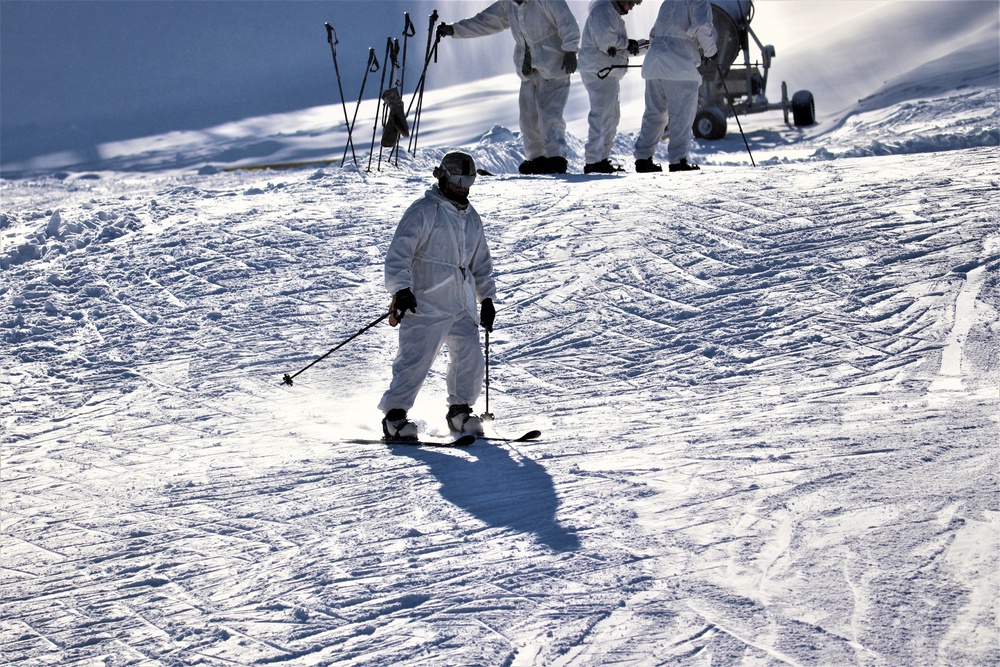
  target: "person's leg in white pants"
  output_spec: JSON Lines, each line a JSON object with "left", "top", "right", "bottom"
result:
{"left": 536, "top": 75, "right": 571, "bottom": 159}
{"left": 444, "top": 314, "right": 484, "bottom": 408}
{"left": 518, "top": 77, "right": 546, "bottom": 161}
{"left": 664, "top": 79, "right": 699, "bottom": 164}
{"left": 634, "top": 78, "right": 700, "bottom": 164}
{"left": 379, "top": 312, "right": 483, "bottom": 413}
{"left": 582, "top": 72, "right": 621, "bottom": 165}
{"left": 633, "top": 78, "right": 670, "bottom": 161}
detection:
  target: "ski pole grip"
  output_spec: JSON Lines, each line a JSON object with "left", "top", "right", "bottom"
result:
{"left": 404, "top": 13, "right": 416, "bottom": 37}
{"left": 325, "top": 22, "right": 336, "bottom": 45}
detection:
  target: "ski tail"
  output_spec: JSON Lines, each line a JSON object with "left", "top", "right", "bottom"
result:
{"left": 346, "top": 434, "right": 476, "bottom": 447}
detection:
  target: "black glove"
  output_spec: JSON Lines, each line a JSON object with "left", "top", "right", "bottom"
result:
{"left": 627, "top": 39, "right": 640, "bottom": 56}
{"left": 480, "top": 298, "right": 495, "bottom": 332}
{"left": 521, "top": 46, "right": 534, "bottom": 77}
{"left": 607, "top": 46, "right": 617, "bottom": 57}
{"left": 436, "top": 23, "right": 454, "bottom": 38}
{"left": 698, "top": 53, "right": 719, "bottom": 77}
{"left": 390, "top": 288, "right": 417, "bottom": 325}
{"left": 562, "top": 51, "right": 577, "bottom": 74}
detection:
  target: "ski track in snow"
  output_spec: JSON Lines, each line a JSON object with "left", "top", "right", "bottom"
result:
{"left": 2, "top": 135, "right": 998, "bottom": 665}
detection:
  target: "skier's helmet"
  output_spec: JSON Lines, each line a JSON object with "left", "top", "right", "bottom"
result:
{"left": 434, "top": 151, "right": 477, "bottom": 189}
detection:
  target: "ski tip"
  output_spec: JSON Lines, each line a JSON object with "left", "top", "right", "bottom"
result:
{"left": 515, "top": 430, "right": 542, "bottom": 442}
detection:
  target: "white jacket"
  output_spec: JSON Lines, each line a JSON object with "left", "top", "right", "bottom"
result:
{"left": 641, "top": 0, "right": 717, "bottom": 82}
{"left": 451, "top": 0, "right": 580, "bottom": 81}
{"left": 578, "top": 0, "right": 629, "bottom": 79}
{"left": 385, "top": 187, "right": 496, "bottom": 320}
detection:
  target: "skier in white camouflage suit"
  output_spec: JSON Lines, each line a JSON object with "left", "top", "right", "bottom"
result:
{"left": 633, "top": 0, "right": 717, "bottom": 173}
{"left": 379, "top": 151, "right": 497, "bottom": 440}
{"left": 579, "top": 0, "right": 644, "bottom": 174}
{"left": 437, "top": 0, "right": 580, "bottom": 175}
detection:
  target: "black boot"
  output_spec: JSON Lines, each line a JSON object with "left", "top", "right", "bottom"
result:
{"left": 585, "top": 159, "right": 617, "bottom": 174}
{"left": 519, "top": 158, "right": 542, "bottom": 175}
{"left": 546, "top": 156, "right": 568, "bottom": 174}
{"left": 635, "top": 157, "right": 662, "bottom": 173}
{"left": 668, "top": 158, "right": 700, "bottom": 172}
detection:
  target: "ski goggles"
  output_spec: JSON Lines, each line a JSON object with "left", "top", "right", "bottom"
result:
{"left": 444, "top": 171, "right": 477, "bottom": 189}
{"left": 438, "top": 152, "right": 477, "bottom": 188}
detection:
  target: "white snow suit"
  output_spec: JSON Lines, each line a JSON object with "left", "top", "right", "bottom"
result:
{"left": 451, "top": 0, "right": 580, "bottom": 160}
{"left": 379, "top": 186, "right": 496, "bottom": 413}
{"left": 633, "top": 0, "right": 717, "bottom": 164}
{"left": 579, "top": 0, "right": 630, "bottom": 165}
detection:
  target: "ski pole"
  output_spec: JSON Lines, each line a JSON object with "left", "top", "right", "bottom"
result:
{"left": 481, "top": 329, "right": 495, "bottom": 421}
{"left": 394, "top": 14, "right": 417, "bottom": 167}
{"left": 595, "top": 41, "right": 648, "bottom": 79}
{"left": 597, "top": 63, "right": 642, "bottom": 80}
{"left": 715, "top": 61, "right": 756, "bottom": 167}
{"left": 400, "top": 13, "right": 416, "bottom": 98}
{"left": 281, "top": 312, "right": 389, "bottom": 386}
{"left": 407, "top": 9, "right": 439, "bottom": 156}
{"left": 341, "top": 47, "right": 380, "bottom": 168}
{"left": 368, "top": 37, "right": 395, "bottom": 172}
{"left": 325, "top": 22, "right": 358, "bottom": 167}
{"left": 408, "top": 32, "right": 440, "bottom": 156}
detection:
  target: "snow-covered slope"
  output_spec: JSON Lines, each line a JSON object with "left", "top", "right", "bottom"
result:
{"left": 2, "top": 2, "right": 998, "bottom": 665}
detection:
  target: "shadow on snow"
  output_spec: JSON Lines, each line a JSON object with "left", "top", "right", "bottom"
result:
{"left": 390, "top": 442, "right": 580, "bottom": 553}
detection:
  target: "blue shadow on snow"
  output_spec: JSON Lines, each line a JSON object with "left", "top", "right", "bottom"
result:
{"left": 390, "top": 442, "right": 580, "bottom": 553}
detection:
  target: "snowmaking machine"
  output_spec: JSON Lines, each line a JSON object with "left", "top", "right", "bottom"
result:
{"left": 694, "top": 0, "right": 815, "bottom": 139}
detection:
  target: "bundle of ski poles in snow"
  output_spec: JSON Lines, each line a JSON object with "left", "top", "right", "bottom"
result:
{"left": 324, "top": 9, "right": 442, "bottom": 172}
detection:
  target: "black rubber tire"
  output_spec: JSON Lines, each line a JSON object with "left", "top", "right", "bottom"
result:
{"left": 693, "top": 107, "right": 727, "bottom": 140}
{"left": 791, "top": 90, "right": 816, "bottom": 126}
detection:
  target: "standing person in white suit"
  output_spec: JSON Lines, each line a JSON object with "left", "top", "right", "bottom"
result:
{"left": 437, "top": 0, "right": 580, "bottom": 175}
{"left": 633, "top": 0, "right": 717, "bottom": 173}
{"left": 379, "top": 151, "right": 497, "bottom": 440}
{"left": 579, "top": 0, "right": 644, "bottom": 174}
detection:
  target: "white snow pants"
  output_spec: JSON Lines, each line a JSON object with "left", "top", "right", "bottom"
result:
{"left": 519, "top": 73, "right": 571, "bottom": 160}
{"left": 633, "top": 78, "right": 700, "bottom": 164}
{"left": 582, "top": 72, "right": 621, "bottom": 165}
{"left": 378, "top": 311, "right": 484, "bottom": 413}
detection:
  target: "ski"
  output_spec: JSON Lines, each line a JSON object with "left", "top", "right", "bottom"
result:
{"left": 346, "top": 434, "right": 477, "bottom": 447}
{"left": 479, "top": 429, "right": 542, "bottom": 443}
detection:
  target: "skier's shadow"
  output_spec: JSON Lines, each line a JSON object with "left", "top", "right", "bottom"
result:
{"left": 390, "top": 441, "right": 580, "bottom": 552}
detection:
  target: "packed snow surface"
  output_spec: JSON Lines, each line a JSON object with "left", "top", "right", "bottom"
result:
{"left": 2, "top": 1, "right": 999, "bottom": 665}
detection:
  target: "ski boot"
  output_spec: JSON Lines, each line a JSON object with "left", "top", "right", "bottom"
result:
{"left": 382, "top": 408, "right": 418, "bottom": 441}
{"left": 446, "top": 404, "right": 484, "bottom": 436}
